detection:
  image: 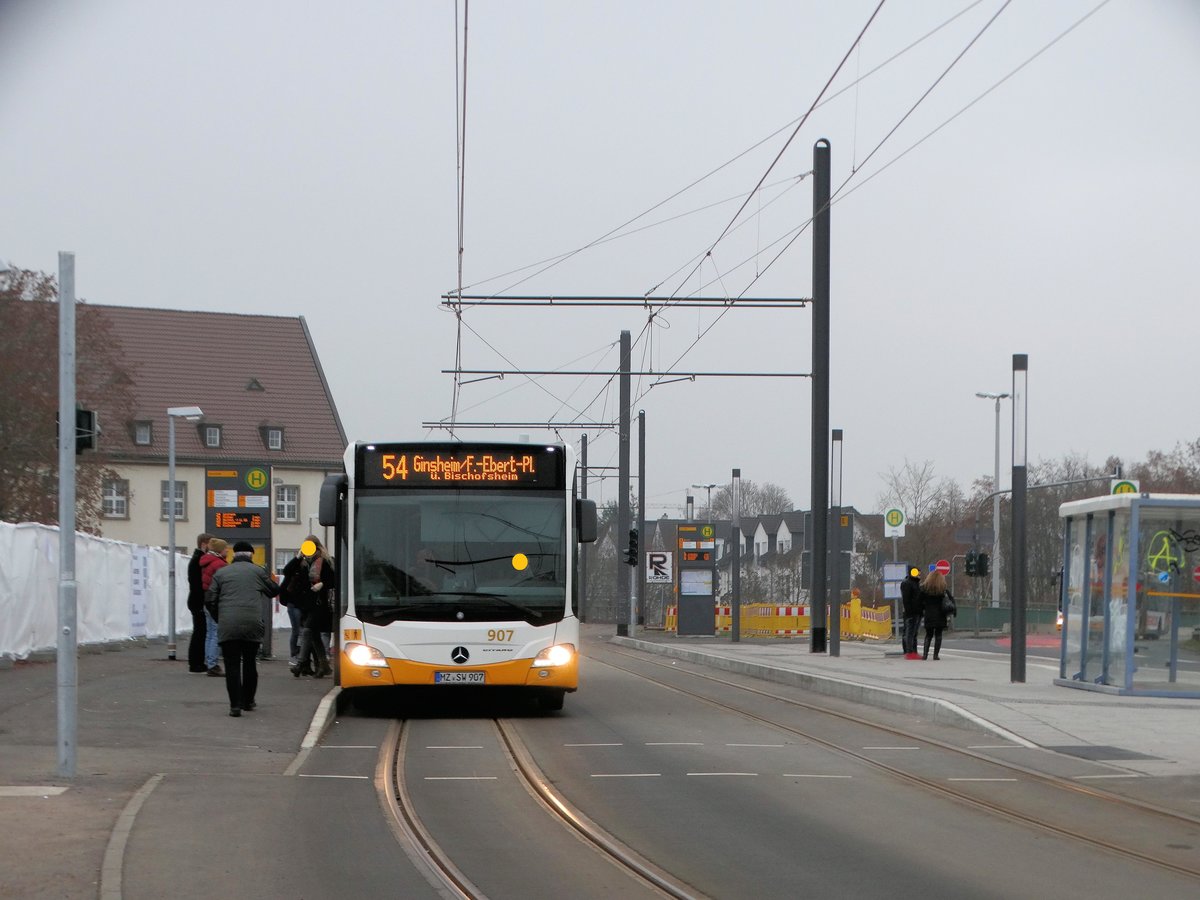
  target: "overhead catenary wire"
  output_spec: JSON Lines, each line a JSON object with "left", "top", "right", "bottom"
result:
{"left": 442, "top": 0, "right": 991, "bottom": 433}
{"left": 450, "top": 0, "right": 471, "bottom": 432}
{"left": 453, "top": 0, "right": 985, "bottom": 298}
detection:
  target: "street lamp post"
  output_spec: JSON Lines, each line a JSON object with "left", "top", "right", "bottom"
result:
{"left": 166, "top": 406, "right": 204, "bottom": 660}
{"left": 975, "top": 391, "right": 1010, "bottom": 610}
{"left": 691, "top": 483, "right": 717, "bottom": 521}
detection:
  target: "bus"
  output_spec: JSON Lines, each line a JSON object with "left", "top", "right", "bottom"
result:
{"left": 318, "top": 441, "right": 597, "bottom": 711}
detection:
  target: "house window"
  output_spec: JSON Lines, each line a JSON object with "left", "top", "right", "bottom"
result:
{"left": 267, "top": 428, "right": 283, "bottom": 451}
{"left": 102, "top": 479, "right": 129, "bottom": 519}
{"left": 134, "top": 421, "right": 153, "bottom": 445}
{"left": 275, "top": 485, "right": 299, "bottom": 522}
{"left": 204, "top": 425, "right": 222, "bottom": 448}
{"left": 160, "top": 481, "right": 187, "bottom": 521}
{"left": 275, "top": 549, "right": 297, "bottom": 575}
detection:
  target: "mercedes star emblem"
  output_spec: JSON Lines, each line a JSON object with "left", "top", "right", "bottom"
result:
{"left": 451, "top": 646, "right": 469, "bottom": 664}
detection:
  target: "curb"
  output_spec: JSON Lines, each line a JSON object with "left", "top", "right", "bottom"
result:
{"left": 611, "top": 636, "right": 1036, "bottom": 748}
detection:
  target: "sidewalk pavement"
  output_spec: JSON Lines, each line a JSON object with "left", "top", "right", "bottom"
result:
{"left": 0, "top": 631, "right": 335, "bottom": 900}
{"left": 607, "top": 627, "right": 1200, "bottom": 778}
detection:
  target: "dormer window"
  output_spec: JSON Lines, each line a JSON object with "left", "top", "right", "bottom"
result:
{"left": 204, "top": 425, "right": 222, "bottom": 448}
{"left": 134, "top": 421, "right": 153, "bottom": 446}
{"left": 264, "top": 427, "right": 283, "bottom": 451}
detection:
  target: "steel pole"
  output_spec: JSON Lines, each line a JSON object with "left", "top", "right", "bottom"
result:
{"left": 1011, "top": 354, "right": 1029, "bottom": 683}
{"left": 167, "top": 414, "right": 177, "bottom": 660}
{"left": 579, "top": 433, "right": 588, "bottom": 623}
{"left": 731, "top": 468, "right": 741, "bottom": 643}
{"left": 992, "top": 397, "right": 1002, "bottom": 609}
{"left": 57, "top": 251, "right": 77, "bottom": 779}
{"left": 809, "top": 138, "right": 831, "bottom": 653}
{"left": 617, "top": 330, "right": 631, "bottom": 636}
{"left": 637, "top": 409, "right": 645, "bottom": 626}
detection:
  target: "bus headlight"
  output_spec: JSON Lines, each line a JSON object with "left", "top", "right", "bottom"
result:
{"left": 345, "top": 641, "right": 388, "bottom": 667}
{"left": 532, "top": 643, "right": 575, "bottom": 667}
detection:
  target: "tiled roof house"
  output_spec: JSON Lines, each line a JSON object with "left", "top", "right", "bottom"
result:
{"left": 89, "top": 305, "right": 346, "bottom": 571}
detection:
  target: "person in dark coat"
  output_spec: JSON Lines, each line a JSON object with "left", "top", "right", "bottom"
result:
{"left": 186, "top": 533, "right": 213, "bottom": 673}
{"left": 284, "top": 535, "right": 335, "bottom": 679}
{"left": 206, "top": 541, "right": 280, "bottom": 716}
{"left": 919, "top": 570, "right": 955, "bottom": 661}
{"left": 899, "top": 566, "right": 923, "bottom": 659}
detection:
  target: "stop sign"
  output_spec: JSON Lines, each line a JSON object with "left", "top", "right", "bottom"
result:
{"left": 935, "top": 559, "right": 951, "bottom": 575}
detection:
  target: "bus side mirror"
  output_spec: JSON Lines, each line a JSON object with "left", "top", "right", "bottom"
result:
{"left": 319, "top": 473, "right": 347, "bottom": 527}
{"left": 576, "top": 499, "right": 598, "bottom": 543}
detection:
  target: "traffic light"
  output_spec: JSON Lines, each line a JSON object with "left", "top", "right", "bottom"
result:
{"left": 965, "top": 549, "right": 977, "bottom": 578}
{"left": 976, "top": 552, "right": 989, "bottom": 578}
{"left": 624, "top": 529, "right": 638, "bottom": 566}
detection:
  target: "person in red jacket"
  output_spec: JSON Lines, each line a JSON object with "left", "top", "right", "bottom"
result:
{"left": 198, "top": 538, "right": 229, "bottom": 676}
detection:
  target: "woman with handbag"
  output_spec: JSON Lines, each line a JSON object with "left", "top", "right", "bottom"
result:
{"left": 918, "top": 570, "right": 956, "bottom": 661}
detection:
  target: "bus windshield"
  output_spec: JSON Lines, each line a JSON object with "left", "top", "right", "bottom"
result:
{"left": 352, "top": 490, "right": 567, "bottom": 625}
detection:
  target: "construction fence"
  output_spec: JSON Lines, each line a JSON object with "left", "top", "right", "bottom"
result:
{"left": 664, "top": 598, "right": 893, "bottom": 641}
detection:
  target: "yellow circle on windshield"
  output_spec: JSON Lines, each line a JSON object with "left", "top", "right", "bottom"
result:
{"left": 512, "top": 553, "right": 529, "bottom": 571}
{"left": 300, "top": 540, "right": 317, "bottom": 557}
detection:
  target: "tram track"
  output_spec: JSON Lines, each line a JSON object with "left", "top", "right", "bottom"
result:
{"left": 595, "top": 643, "right": 1200, "bottom": 882}
{"left": 375, "top": 717, "right": 706, "bottom": 900}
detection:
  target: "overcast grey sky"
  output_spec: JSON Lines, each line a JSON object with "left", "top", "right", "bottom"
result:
{"left": 3, "top": 0, "right": 1198, "bottom": 517}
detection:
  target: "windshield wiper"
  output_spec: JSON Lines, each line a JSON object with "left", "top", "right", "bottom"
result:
{"left": 425, "top": 591, "right": 545, "bottom": 619}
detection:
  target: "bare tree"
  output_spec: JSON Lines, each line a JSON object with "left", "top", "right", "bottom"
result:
{"left": 0, "top": 268, "right": 133, "bottom": 532}
{"left": 710, "top": 480, "right": 792, "bottom": 519}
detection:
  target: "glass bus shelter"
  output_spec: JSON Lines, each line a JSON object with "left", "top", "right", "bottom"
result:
{"left": 1058, "top": 494, "right": 1200, "bottom": 697}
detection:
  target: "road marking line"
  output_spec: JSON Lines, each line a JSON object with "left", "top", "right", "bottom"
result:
{"left": 323, "top": 745, "right": 378, "bottom": 749}
{"left": 687, "top": 772, "right": 757, "bottom": 777}
{"left": 424, "top": 776, "right": 499, "bottom": 781}
{"left": 1073, "top": 774, "right": 1143, "bottom": 780}
{"left": 297, "top": 774, "right": 370, "bottom": 780}
{"left": 427, "top": 745, "right": 484, "bottom": 749}
{"left": 726, "top": 743, "right": 786, "bottom": 748}
{"left": 784, "top": 774, "right": 852, "bottom": 779}
{"left": 565, "top": 742, "right": 624, "bottom": 747}
{"left": 101, "top": 773, "right": 163, "bottom": 900}
{"left": 591, "top": 773, "right": 661, "bottom": 778}
{"left": 646, "top": 742, "right": 702, "bottom": 746}
{"left": 968, "top": 745, "right": 1023, "bottom": 750}
{"left": 0, "top": 786, "right": 69, "bottom": 797}
{"left": 948, "top": 778, "right": 1018, "bottom": 782}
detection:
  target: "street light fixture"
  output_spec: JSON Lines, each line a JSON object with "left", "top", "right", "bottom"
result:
{"left": 691, "top": 483, "right": 718, "bottom": 521}
{"left": 975, "top": 391, "right": 1010, "bottom": 610}
{"left": 166, "top": 405, "right": 204, "bottom": 660}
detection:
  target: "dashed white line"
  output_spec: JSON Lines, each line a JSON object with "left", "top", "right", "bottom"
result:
{"left": 1073, "top": 774, "right": 1143, "bottom": 780}
{"left": 646, "top": 742, "right": 702, "bottom": 746}
{"left": 297, "top": 774, "right": 370, "bottom": 780}
{"left": 591, "top": 773, "right": 661, "bottom": 778}
{"left": 784, "top": 774, "right": 852, "bottom": 779}
{"left": 863, "top": 746, "right": 920, "bottom": 751}
{"left": 424, "top": 776, "right": 499, "bottom": 781}
{"left": 948, "top": 778, "right": 1018, "bottom": 782}
{"left": 565, "top": 742, "right": 624, "bottom": 747}
{"left": 323, "top": 745, "right": 378, "bottom": 749}
{"left": 0, "top": 786, "right": 69, "bottom": 797}
{"left": 726, "top": 743, "right": 786, "bottom": 748}
{"left": 687, "top": 772, "right": 757, "bottom": 777}
{"left": 426, "top": 745, "right": 484, "bottom": 750}
{"left": 968, "top": 745, "right": 1023, "bottom": 750}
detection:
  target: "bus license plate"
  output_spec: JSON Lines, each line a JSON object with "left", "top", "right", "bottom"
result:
{"left": 435, "top": 671, "right": 485, "bottom": 684}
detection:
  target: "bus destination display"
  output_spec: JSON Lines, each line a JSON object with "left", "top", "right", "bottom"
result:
{"left": 358, "top": 444, "right": 563, "bottom": 489}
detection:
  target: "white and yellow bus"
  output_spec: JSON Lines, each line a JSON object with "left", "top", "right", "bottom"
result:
{"left": 318, "top": 441, "right": 596, "bottom": 711}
